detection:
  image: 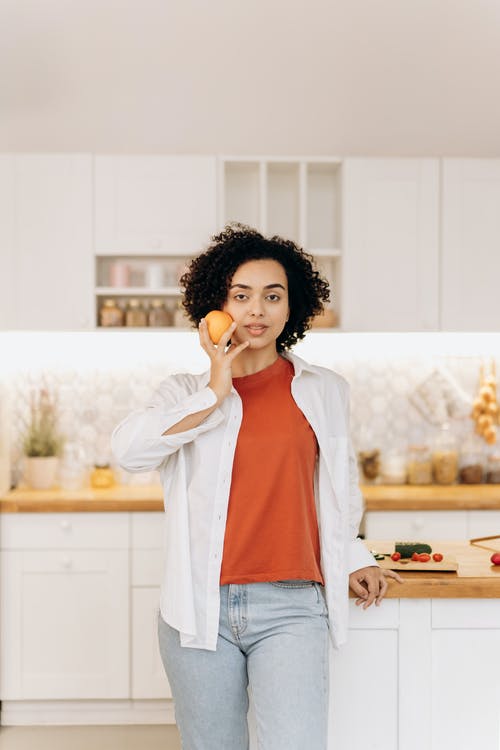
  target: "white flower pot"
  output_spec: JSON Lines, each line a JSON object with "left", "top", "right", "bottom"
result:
{"left": 24, "top": 456, "right": 59, "bottom": 490}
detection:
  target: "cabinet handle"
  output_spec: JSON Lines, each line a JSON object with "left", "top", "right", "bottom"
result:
{"left": 61, "top": 556, "right": 72, "bottom": 569}
{"left": 60, "top": 520, "right": 72, "bottom": 531}
{"left": 411, "top": 518, "right": 424, "bottom": 530}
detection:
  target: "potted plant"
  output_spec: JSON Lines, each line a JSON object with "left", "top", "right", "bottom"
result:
{"left": 22, "top": 387, "right": 64, "bottom": 490}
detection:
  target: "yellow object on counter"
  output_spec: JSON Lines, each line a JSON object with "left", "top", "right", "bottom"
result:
{"left": 90, "top": 465, "right": 115, "bottom": 489}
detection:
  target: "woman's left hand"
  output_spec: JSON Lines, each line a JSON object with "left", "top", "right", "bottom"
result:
{"left": 349, "top": 566, "right": 404, "bottom": 609}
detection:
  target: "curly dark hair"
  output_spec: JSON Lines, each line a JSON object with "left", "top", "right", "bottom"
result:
{"left": 180, "top": 223, "right": 330, "bottom": 352}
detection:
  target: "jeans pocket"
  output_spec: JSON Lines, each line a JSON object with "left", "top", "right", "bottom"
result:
{"left": 270, "top": 579, "right": 316, "bottom": 589}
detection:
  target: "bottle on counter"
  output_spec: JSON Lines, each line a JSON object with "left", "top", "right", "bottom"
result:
{"left": 432, "top": 423, "right": 459, "bottom": 485}
{"left": 125, "top": 299, "right": 148, "bottom": 327}
{"left": 459, "top": 436, "right": 485, "bottom": 484}
{"left": 99, "top": 298, "right": 124, "bottom": 327}
{"left": 148, "top": 299, "right": 172, "bottom": 327}
{"left": 407, "top": 444, "right": 433, "bottom": 485}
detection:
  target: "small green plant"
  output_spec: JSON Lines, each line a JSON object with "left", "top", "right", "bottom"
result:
{"left": 22, "top": 387, "right": 64, "bottom": 458}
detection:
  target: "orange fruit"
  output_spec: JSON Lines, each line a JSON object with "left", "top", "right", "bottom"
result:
{"left": 205, "top": 310, "right": 234, "bottom": 344}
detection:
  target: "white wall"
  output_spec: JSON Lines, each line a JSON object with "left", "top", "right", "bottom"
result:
{"left": 1, "top": 0, "right": 500, "bottom": 155}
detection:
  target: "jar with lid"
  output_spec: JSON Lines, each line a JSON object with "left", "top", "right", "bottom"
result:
{"left": 459, "top": 436, "right": 485, "bottom": 484}
{"left": 99, "top": 299, "right": 124, "bottom": 327}
{"left": 380, "top": 452, "right": 407, "bottom": 485}
{"left": 407, "top": 445, "right": 433, "bottom": 485}
{"left": 358, "top": 449, "right": 380, "bottom": 484}
{"left": 125, "top": 299, "right": 148, "bottom": 327}
{"left": 173, "top": 300, "right": 190, "bottom": 328}
{"left": 432, "top": 423, "right": 458, "bottom": 485}
{"left": 90, "top": 464, "right": 115, "bottom": 489}
{"left": 148, "top": 299, "right": 172, "bottom": 327}
{"left": 486, "top": 453, "right": 500, "bottom": 483}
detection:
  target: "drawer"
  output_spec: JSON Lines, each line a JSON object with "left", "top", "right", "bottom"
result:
{"left": 364, "top": 510, "right": 468, "bottom": 540}
{"left": 0, "top": 513, "right": 129, "bottom": 550}
{"left": 432, "top": 599, "right": 500, "bottom": 629}
{"left": 132, "top": 549, "right": 164, "bottom": 586}
{"left": 468, "top": 511, "right": 500, "bottom": 538}
{"left": 131, "top": 512, "right": 165, "bottom": 549}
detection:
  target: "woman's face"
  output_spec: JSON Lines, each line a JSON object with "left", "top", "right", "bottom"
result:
{"left": 222, "top": 259, "right": 290, "bottom": 351}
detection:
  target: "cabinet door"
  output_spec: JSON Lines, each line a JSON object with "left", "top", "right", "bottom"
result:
{"left": 441, "top": 159, "right": 500, "bottom": 330}
{"left": 342, "top": 159, "right": 439, "bottom": 331}
{"left": 0, "top": 549, "right": 129, "bottom": 699}
{"left": 132, "top": 587, "right": 171, "bottom": 699}
{"left": 11, "top": 155, "right": 93, "bottom": 330}
{"left": 95, "top": 156, "right": 217, "bottom": 254}
{"left": 364, "top": 510, "right": 468, "bottom": 540}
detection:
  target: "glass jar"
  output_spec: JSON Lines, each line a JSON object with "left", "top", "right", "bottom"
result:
{"left": 148, "top": 299, "right": 171, "bottom": 327}
{"left": 486, "top": 453, "right": 500, "bottom": 483}
{"left": 459, "top": 436, "right": 485, "bottom": 484}
{"left": 125, "top": 299, "right": 147, "bottom": 327}
{"left": 173, "top": 300, "right": 190, "bottom": 328}
{"left": 90, "top": 464, "right": 115, "bottom": 489}
{"left": 380, "top": 452, "right": 407, "bottom": 485}
{"left": 59, "top": 442, "right": 88, "bottom": 491}
{"left": 432, "top": 423, "right": 458, "bottom": 485}
{"left": 99, "top": 299, "right": 124, "bottom": 327}
{"left": 358, "top": 449, "right": 381, "bottom": 483}
{"left": 407, "top": 445, "right": 433, "bottom": 485}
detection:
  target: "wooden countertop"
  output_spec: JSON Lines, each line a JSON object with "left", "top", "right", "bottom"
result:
{"left": 362, "top": 483, "right": 500, "bottom": 510}
{"left": 362, "top": 539, "right": 500, "bottom": 598}
{"left": 0, "top": 485, "right": 164, "bottom": 513}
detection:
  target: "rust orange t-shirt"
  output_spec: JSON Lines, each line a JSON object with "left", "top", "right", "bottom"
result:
{"left": 219, "top": 355, "right": 324, "bottom": 585}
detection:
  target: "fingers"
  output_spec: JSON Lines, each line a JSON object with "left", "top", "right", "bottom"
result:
{"left": 350, "top": 568, "right": 384, "bottom": 609}
{"left": 383, "top": 569, "right": 404, "bottom": 584}
{"left": 375, "top": 574, "right": 388, "bottom": 606}
{"left": 217, "top": 320, "right": 237, "bottom": 349}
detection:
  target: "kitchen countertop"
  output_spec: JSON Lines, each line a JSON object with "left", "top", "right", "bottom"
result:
{"left": 362, "top": 483, "right": 500, "bottom": 510}
{"left": 0, "top": 484, "right": 164, "bottom": 513}
{"left": 362, "top": 539, "right": 500, "bottom": 598}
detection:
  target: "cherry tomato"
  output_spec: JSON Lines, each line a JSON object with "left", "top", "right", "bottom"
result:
{"left": 417, "top": 553, "right": 431, "bottom": 562}
{"left": 391, "top": 552, "right": 401, "bottom": 561}
{"left": 432, "top": 553, "right": 443, "bottom": 562}
{"left": 491, "top": 552, "right": 500, "bottom": 566}
{"left": 411, "top": 552, "right": 420, "bottom": 561}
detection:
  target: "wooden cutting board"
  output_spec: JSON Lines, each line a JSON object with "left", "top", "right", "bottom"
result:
{"left": 378, "top": 555, "right": 458, "bottom": 572}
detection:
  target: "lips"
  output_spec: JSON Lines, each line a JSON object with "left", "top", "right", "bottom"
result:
{"left": 245, "top": 324, "right": 268, "bottom": 335}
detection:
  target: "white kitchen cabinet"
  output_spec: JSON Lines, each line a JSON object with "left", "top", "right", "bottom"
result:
{"left": 131, "top": 513, "right": 170, "bottom": 700}
{"left": 94, "top": 156, "right": 217, "bottom": 255}
{"left": 8, "top": 154, "right": 93, "bottom": 330}
{"left": 342, "top": 158, "right": 440, "bottom": 331}
{"left": 363, "top": 509, "right": 500, "bottom": 540}
{"left": 441, "top": 159, "right": 500, "bottom": 330}
{"left": 0, "top": 513, "right": 129, "bottom": 700}
{"left": 220, "top": 157, "right": 342, "bottom": 328}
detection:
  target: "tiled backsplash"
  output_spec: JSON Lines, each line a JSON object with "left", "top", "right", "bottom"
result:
{"left": 1, "top": 331, "right": 498, "bottom": 488}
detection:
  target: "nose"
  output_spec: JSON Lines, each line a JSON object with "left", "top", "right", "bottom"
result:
{"left": 249, "top": 298, "right": 265, "bottom": 317}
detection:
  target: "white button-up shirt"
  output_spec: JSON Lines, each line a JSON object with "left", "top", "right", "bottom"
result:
{"left": 111, "top": 352, "right": 376, "bottom": 651}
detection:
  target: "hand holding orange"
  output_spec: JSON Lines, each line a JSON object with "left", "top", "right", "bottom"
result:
{"left": 204, "top": 310, "right": 234, "bottom": 344}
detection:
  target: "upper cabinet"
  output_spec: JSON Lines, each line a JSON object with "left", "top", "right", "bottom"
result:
{"left": 220, "top": 157, "right": 341, "bottom": 328}
{"left": 441, "top": 159, "right": 500, "bottom": 331}
{"left": 342, "top": 159, "right": 440, "bottom": 331}
{"left": 4, "top": 154, "right": 93, "bottom": 330}
{"left": 94, "top": 156, "right": 217, "bottom": 254}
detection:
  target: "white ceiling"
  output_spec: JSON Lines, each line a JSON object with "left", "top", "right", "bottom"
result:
{"left": 1, "top": 0, "right": 500, "bottom": 155}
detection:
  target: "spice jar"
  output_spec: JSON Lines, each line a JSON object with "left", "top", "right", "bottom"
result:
{"left": 358, "top": 450, "right": 380, "bottom": 483}
{"left": 432, "top": 423, "right": 458, "bottom": 485}
{"left": 99, "top": 299, "right": 124, "bottom": 327}
{"left": 380, "top": 452, "right": 407, "bottom": 485}
{"left": 407, "top": 445, "right": 433, "bottom": 485}
{"left": 486, "top": 453, "right": 500, "bottom": 483}
{"left": 173, "top": 300, "right": 190, "bottom": 328}
{"left": 125, "top": 299, "right": 148, "bottom": 327}
{"left": 459, "top": 437, "right": 485, "bottom": 484}
{"left": 148, "top": 299, "right": 171, "bottom": 327}
{"left": 90, "top": 464, "right": 115, "bottom": 489}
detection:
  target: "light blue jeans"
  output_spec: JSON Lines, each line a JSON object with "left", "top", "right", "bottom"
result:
{"left": 157, "top": 580, "right": 329, "bottom": 750}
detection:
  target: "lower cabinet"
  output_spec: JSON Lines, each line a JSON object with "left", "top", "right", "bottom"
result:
{"left": 0, "top": 513, "right": 129, "bottom": 700}
{"left": 364, "top": 509, "right": 500, "bottom": 540}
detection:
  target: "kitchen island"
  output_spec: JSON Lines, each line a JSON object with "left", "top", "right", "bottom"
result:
{"left": 1, "top": 492, "right": 500, "bottom": 749}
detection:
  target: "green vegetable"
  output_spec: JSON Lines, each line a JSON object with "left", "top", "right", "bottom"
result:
{"left": 395, "top": 542, "right": 432, "bottom": 559}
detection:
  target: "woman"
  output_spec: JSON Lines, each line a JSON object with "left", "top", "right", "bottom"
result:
{"left": 111, "top": 224, "right": 401, "bottom": 750}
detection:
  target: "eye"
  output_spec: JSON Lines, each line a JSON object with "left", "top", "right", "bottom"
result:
{"left": 233, "top": 293, "right": 248, "bottom": 301}
{"left": 266, "top": 294, "right": 281, "bottom": 302}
